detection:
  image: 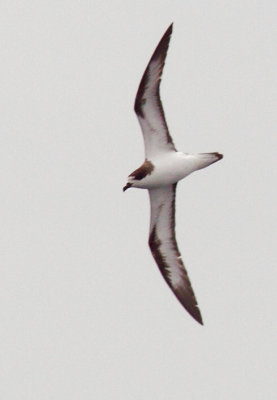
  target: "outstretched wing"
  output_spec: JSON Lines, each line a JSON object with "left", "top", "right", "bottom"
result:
{"left": 148, "top": 184, "right": 203, "bottom": 324}
{"left": 134, "top": 24, "right": 177, "bottom": 159}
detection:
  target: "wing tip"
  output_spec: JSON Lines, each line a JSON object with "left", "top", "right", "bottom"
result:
{"left": 190, "top": 307, "right": 204, "bottom": 325}
{"left": 174, "top": 286, "right": 204, "bottom": 325}
{"left": 168, "top": 22, "right": 174, "bottom": 34}
{"left": 151, "top": 23, "right": 173, "bottom": 62}
{"left": 134, "top": 23, "right": 174, "bottom": 118}
{"left": 149, "top": 225, "right": 204, "bottom": 326}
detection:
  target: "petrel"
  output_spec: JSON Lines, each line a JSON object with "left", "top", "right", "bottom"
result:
{"left": 123, "top": 23, "right": 223, "bottom": 325}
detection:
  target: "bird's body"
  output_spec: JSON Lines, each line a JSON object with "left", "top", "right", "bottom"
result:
{"left": 123, "top": 23, "right": 223, "bottom": 325}
{"left": 126, "top": 151, "right": 222, "bottom": 190}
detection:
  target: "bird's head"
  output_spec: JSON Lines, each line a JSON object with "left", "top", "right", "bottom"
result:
{"left": 122, "top": 181, "right": 133, "bottom": 192}
{"left": 123, "top": 175, "right": 136, "bottom": 191}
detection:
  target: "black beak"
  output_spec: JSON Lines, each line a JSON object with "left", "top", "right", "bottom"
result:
{"left": 123, "top": 183, "right": 132, "bottom": 192}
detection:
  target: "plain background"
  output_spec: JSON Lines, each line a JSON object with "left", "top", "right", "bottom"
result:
{"left": 1, "top": 1, "right": 276, "bottom": 399}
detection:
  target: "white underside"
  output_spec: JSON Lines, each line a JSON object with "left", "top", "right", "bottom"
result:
{"left": 130, "top": 151, "right": 218, "bottom": 189}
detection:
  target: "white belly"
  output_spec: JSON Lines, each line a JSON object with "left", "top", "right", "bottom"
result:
{"left": 133, "top": 152, "right": 199, "bottom": 189}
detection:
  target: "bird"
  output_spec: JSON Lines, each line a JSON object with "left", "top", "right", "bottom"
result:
{"left": 123, "top": 23, "right": 223, "bottom": 325}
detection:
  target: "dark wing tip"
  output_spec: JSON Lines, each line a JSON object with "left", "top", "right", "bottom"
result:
{"left": 188, "top": 309, "right": 203, "bottom": 325}
{"left": 174, "top": 287, "right": 204, "bottom": 325}
{"left": 151, "top": 23, "right": 173, "bottom": 62}
{"left": 134, "top": 24, "right": 174, "bottom": 117}
{"left": 149, "top": 225, "right": 203, "bottom": 326}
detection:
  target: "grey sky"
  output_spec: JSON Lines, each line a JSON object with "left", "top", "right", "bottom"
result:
{"left": 1, "top": 1, "right": 276, "bottom": 399}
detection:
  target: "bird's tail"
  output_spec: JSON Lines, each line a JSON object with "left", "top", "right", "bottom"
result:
{"left": 196, "top": 152, "right": 223, "bottom": 170}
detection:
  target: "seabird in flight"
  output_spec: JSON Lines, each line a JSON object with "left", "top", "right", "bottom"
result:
{"left": 123, "top": 23, "right": 223, "bottom": 325}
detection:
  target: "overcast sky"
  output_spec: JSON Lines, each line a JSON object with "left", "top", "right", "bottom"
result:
{"left": 1, "top": 1, "right": 276, "bottom": 399}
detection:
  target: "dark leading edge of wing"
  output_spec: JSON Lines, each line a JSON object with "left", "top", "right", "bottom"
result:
{"left": 134, "top": 24, "right": 176, "bottom": 151}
